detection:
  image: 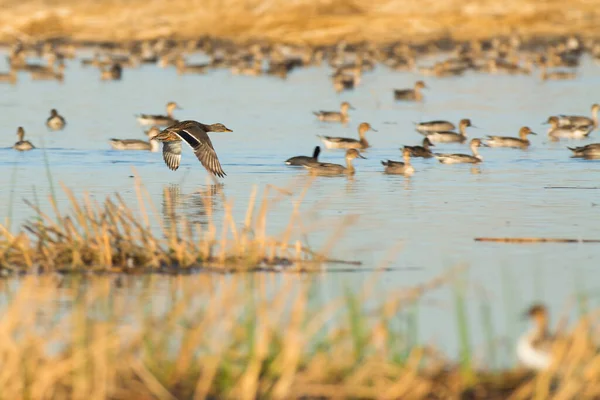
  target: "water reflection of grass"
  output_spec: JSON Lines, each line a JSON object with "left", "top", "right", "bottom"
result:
{"left": 0, "top": 269, "right": 598, "bottom": 398}
{"left": 0, "top": 177, "right": 359, "bottom": 273}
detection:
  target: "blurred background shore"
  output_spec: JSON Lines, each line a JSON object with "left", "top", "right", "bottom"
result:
{"left": 1, "top": 0, "right": 600, "bottom": 44}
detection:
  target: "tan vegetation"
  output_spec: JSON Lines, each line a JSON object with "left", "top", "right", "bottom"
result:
{"left": 0, "top": 177, "right": 349, "bottom": 273}
{"left": 0, "top": 0, "right": 599, "bottom": 45}
{"left": 0, "top": 267, "right": 599, "bottom": 399}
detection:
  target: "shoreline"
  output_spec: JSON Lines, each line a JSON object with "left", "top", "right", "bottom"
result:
{"left": 1, "top": 0, "right": 600, "bottom": 45}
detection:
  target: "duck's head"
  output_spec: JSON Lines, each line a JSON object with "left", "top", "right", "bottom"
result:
{"left": 50, "top": 109, "right": 58, "bottom": 117}
{"left": 167, "top": 102, "right": 182, "bottom": 112}
{"left": 147, "top": 127, "right": 160, "bottom": 139}
{"left": 358, "top": 122, "right": 377, "bottom": 135}
{"left": 340, "top": 102, "right": 355, "bottom": 112}
{"left": 146, "top": 126, "right": 160, "bottom": 137}
{"left": 459, "top": 118, "right": 473, "bottom": 129}
{"left": 346, "top": 149, "right": 366, "bottom": 160}
{"left": 545, "top": 116, "right": 559, "bottom": 127}
{"left": 206, "top": 123, "right": 233, "bottom": 133}
{"left": 17, "top": 126, "right": 24, "bottom": 138}
{"left": 415, "top": 80, "right": 427, "bottom": 90}
{"left": 402, "top": 148, "right": 412, "bottom": 158}
{"left": 592, "top": 103, "right": 600, "bottom": 114}
{"left": 423, "top": 137, "right": 434, "bottom": 147}
{"left": 524, "top": 303, "right": 548, "bottom": 328}
{"left": 470, "top": 138, "right": 486, "bottom": 148}
{"left": 519, "top": 126, "right": 536, "bottom": 137}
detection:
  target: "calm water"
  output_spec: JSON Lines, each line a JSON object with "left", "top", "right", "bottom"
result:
{"left": 2, "top": 50, "right": 600, "bottom": 360}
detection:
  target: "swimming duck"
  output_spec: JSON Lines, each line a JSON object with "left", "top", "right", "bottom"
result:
{"left": 19, "top": 53, "right": 56, "bottom": 73}
{"left": 394, "top": 80, "right": 426, "bottom": 101}
{"left": 81, "top": 52, "right": 103, "bottom": 67}
{"left": 136, "top": 102, "right": 181, "bottom": 126}
{"left": 517, "top": 304, "right": 552, "bottom": 370}
{"left": 313, "top": 101, "right": 354, "bottom": 123}
{"left": 332, "top": 69, "right": 361, "bottom": 92}
{"left": 285, "top": 146, "right": 320, "bottom": 166}
{"left": 403, "top": 137, "right": 434, "bottom": 158}
{"left": 568, "top": 143, "right": 600, "bottom": 158}
{"left": 386, "top": 55, "right": 415, "bottom": 72}
{"left": 318, "top": 122, "right": 376, "bottom": 149}
{"left": 46, "top": 109, "right": 66, "bottom": 130}
{"left": 486, "top": 127, "right": 536, "bottom": 149}
{"left": 546, "top": 116, "right": 592, "bottom": 140}
{"left": 153, "top": 120, "right": 232, "bottom": 177}
{"left": 303, "top": 149, "right": 365, "bottom": 175}
{"left": 415, "top": 120, "right": 456, "bottom": 133}
{"left": 12, "top": 127, "right": 34, "bottom": 151}
{"left": 101, "top": 63, "right": 122, "bottom": 80}
{"left": 486, "top": 58, "right": 532, "bottom": 75}
{"left": 109, "top": 128, "right": 160, "bottom": 151}
{"left": 424, "top": 118, "right": 473, "bottom": 143}
{"left": 555, "top": 104, "right": 600, "bottom": 129}
{"left": 382, "top": 148, "right": 415, "bottom": 175}
{"left": 435, "top": 138, "right": 486, "bottom": 164}
{"left": 176, "top": 57, "right": 210, "bottom": 74}
{"left": 30, "top": 63, "right": 65, "bottom": 81}
{"left": 540, "top": 65, "right": 576, "bottom": 81}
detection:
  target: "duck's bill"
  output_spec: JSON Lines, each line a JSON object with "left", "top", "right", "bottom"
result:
{"left": 371, "top": 128, "right": 378, "bottom": 132}
{"left": 225, "top": 128, "right": 233, "bottom": 132}
{"left": 349, "top": 105, "right": 356, "bottom": 110}
{"left": 530, "top": 132, "right": 538, "bottom": 135}
{"left": 358, "top": 154, "right": 367, "bottom": 159}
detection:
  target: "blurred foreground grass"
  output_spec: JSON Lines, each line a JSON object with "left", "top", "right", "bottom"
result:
{"left": 0, "top": 268, "right": 599, "bottom": 399}
{"left": 0, "top": 0, "right": 599, "bottom": 44}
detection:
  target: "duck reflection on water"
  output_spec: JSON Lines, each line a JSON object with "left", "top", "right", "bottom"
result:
{"left": 161, "top": 183, "right": 223, "bottom": 229}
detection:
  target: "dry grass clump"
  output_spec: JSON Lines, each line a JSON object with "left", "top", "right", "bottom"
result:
{"left": 0, "top": 269, "right": 599, "bottom": 399}
{"left": 1, "top": 0, "right": 600, "bottom": 44}
{"left": 0, "top": 178, "right": 343, "bottom": 274}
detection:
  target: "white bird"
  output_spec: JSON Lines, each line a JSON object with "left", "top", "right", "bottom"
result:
{"left": 516, "top": 304, "right": 552, "bottom": 370}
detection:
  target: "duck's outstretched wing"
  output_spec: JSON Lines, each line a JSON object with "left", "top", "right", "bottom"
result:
{"left": 174, "top": 125, "right": 226, "bottom": 178}
{"left": 162, "top": 141, "right": 182, "bottom": 171}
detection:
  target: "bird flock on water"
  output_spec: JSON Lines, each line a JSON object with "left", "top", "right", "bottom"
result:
{"left": 5, "top": 34, "right": 600, "bottom": 178}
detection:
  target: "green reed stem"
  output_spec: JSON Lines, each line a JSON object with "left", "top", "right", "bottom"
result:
{"left": 479, "top": 297, "right": 496, "bottom": 369}
{"left": 453, "top": 276, "right": 472, "bottom": 377}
